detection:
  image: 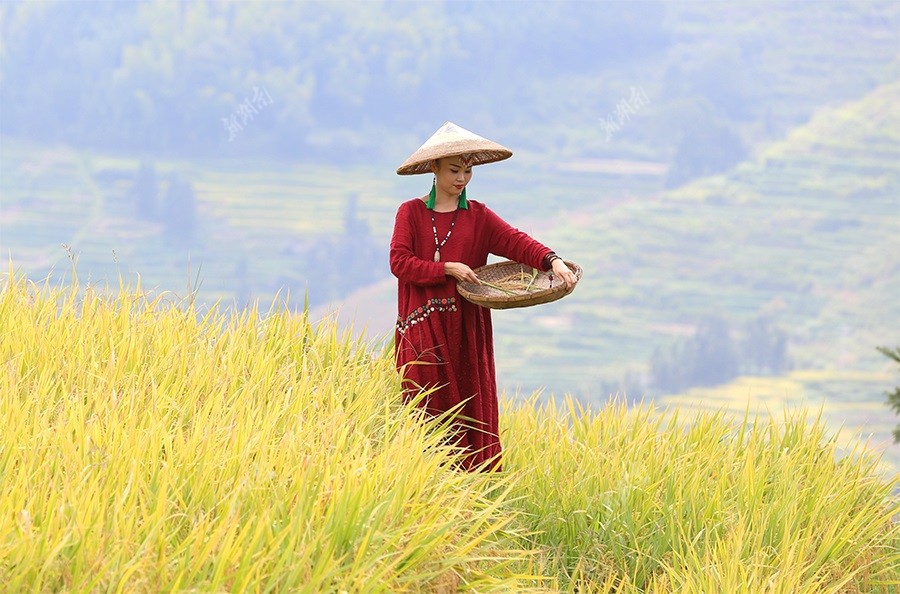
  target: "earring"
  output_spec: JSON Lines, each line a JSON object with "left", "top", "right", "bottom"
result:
{"left": 426, "top": 175, "right": 437, "bottom": 209}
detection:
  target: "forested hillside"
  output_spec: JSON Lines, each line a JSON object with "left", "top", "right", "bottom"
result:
{"left": 1, "top": 1, "right": 897, "bottom": 165}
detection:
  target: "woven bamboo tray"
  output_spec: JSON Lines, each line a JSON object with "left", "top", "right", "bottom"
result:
{"left": 457, "top": 260, "right": 582, "bottom": 310}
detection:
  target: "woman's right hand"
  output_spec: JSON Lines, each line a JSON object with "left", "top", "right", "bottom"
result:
{"left": 444, "top": 262, "right": 481, "bottom": 284}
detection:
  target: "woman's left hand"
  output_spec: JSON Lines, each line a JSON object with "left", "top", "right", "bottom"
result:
{"left": 551, "top": 258, "right": 578, "bottom": 291}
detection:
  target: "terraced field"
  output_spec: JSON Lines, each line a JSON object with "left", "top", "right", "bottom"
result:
{"left": 486, "top": 83, "right": 900, "bottom": 472}
{"left": 0, "top": 136, "right": 665, "bottom": 305}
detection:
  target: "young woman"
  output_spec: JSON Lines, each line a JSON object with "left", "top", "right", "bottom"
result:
{"left": 390, "top": 122, "right": 577, "bottom": 471}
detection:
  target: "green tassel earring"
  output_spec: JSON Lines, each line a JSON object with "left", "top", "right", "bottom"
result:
{"left": 426, "top": 176, "right": 437, "bottom": 210}
{"left": 458, "top": 187, "right": 468, "bottom": 209}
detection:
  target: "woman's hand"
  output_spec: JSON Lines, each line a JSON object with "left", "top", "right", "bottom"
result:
{"left": 444, "top": 262, "right": 481, "bottom": 284}
{"left": 551, "top": 258, "right": 578, "bottom": 291}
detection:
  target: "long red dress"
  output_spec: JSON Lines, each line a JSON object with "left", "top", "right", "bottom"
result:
{"left": 389, "top": 197, "right": 553, "bottom": 470}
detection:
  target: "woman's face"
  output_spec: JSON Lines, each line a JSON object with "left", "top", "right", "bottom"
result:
{"left": 432, "top": 157, "right": 473, "bottom": 196}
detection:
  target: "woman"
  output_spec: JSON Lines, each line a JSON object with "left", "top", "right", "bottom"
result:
{"left": 390, "top": 121, "right": 577, "bottom": 471}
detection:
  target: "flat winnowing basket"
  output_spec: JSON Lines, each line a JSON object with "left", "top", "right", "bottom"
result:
{"left": 457, "top": 260, "right": 582, "bottom": 310}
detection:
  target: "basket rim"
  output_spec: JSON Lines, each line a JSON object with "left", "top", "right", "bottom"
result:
{"left": 456, "top": 259, "right": 581, "bottom": 309}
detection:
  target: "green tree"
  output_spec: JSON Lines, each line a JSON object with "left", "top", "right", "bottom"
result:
{"left": 877, "top": 346, "right": 900, "bottom": 442}
{"left": 741, "top": 316, "right": 789, "bottom": 375}
{"left": 650, "top": 316, "right": 740, "bottom": 393}
{"left": 664, "top": 99, "right": 747, "bottom": 189}
{"left": 162, "top": 174, "right": 197, "bottom": 245}
{"left": 131, "top": 161, "right": 158, "bottom": 220}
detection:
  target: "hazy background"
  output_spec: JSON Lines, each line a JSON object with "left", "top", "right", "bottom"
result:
{"left": 1, "top": 0, "right": 898, "bottom": 469}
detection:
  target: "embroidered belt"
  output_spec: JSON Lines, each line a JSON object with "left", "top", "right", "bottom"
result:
{"left": 396, "top": 297, "right": 457, "bottom": 335}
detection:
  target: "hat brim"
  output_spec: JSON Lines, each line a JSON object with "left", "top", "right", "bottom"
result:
{"left": 397, "top": 149, "right": 512, "bottom": 175}
{"left": 396, "top": 123, "right": 513, "bottom": 175}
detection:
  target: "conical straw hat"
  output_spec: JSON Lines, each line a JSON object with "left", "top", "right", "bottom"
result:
{"left": 396, "top": 121, "right": 513, "bottom": 175}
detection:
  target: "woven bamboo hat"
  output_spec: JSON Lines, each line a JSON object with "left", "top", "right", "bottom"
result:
{"left": 396, "top": 121, "right": 513, "bottom": 175}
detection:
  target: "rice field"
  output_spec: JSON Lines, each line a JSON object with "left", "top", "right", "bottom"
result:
{"left": 1, "top": 270, "right": 898, "bottom": 592}
{"left": 660, "top": 371, "right": 900, "bottom": 478}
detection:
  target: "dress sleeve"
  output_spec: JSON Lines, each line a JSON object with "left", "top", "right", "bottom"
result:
{"left": 484, "top": 205, "right": 554, "bottom": 270}
{"left": 390, "top": 201, "right": 447, "bottom": 286}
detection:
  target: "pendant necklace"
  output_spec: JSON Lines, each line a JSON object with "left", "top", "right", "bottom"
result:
{"left": 430, "top": 207, "right": 460, "bottom": 262}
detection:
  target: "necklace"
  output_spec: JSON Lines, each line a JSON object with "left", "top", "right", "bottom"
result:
{"left": 430, "top": 207, "right": 460, "bottom": 262}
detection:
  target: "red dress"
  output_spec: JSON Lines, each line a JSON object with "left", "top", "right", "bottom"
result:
{"left": 389, "top": 197, "right": 552, "bottom": 470}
